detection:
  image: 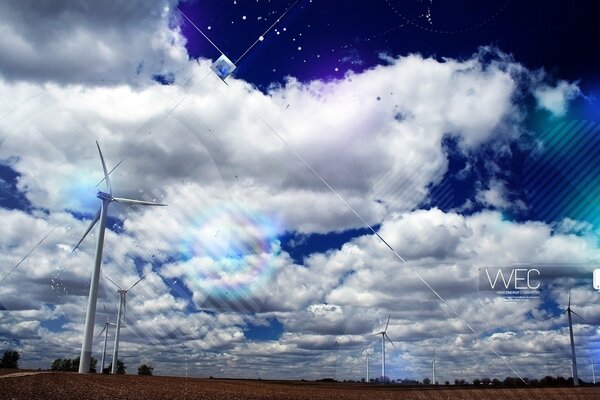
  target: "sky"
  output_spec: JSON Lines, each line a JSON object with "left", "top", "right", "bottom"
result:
{"left": 0, "top": 0, "right": 599, "bottom": 384}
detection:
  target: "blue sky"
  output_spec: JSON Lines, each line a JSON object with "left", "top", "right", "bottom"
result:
{"left": 0, "top": 0, "right": 599, "bottom": 383}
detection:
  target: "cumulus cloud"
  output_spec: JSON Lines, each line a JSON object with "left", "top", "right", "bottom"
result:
{"left": 0, "top": 0, "right": 188, "bottom": 85}
{"left": 534, "top": 80, "right": 581, "bottom": 117}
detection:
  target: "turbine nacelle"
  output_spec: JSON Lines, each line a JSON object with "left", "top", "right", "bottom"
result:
{"left": 97, "top": 191, "right": 113, "bottom": 202}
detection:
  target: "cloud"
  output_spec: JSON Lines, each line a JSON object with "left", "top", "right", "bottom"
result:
{"left": 0, "top": 0, "right": 188, "bottom": 85}
{"left": 534, "top": 80, "right": 581, "bottom": 117}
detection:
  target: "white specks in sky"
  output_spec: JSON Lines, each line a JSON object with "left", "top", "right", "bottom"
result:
{"left": 334, "top": 67, "right": 339, "bottom": 71}
{"left": 207, "top": 26, "right": 211, "bottom": 30}
{"left": 242, "top": 15, "right": 247, "bottom": 20}
{"left": 297, "top": 46, "right": 302, "bottom": 51}
{"left": 259, "top": 36, "right": 264, "bottom": 41}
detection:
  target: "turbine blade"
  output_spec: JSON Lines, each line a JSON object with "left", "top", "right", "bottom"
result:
{"left": 104, "top": 304, "right": 109, "bottom": 323}
{"left": 385, "top": 333, "right": 397, "bottom": 349}
{"left": 568, "top": 290, "right": 571, "bottom": 309}
{"left": 126, "top": 273, "right": 148, "bottom": 291}
{"left": 384, "top": 314, "right": 390, "bottom": 332}
{"left": 571, "top": 309, "right": 586, "bottom": 322}
{"left": 542, "top": 309, "right": 567, "bottom": 321}
{"left": 96, "top": 141, "right": 111, "bottom": 194}
{"left": 104, "top": 275, "right": 122, "bottom": 290}
{"left": 112, "top": 197, "right": 167, "bottom": 207}
{"left": 95, "top": 160, "right": 122, "bottom": 190}
{"left": 98, "top": 325, "right": 107, "bottom": 338}
{"left": 72, "top": 208, "right": 101, "bottom": 252}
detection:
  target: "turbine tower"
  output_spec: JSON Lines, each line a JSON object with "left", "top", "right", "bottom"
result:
{"left": 432, "top": 349, "right": 436, "bottom": 385}
{"left": 374, "top": 315, "right": 396, "bottom": 383}
{"left": 74, "top": 141, "right": 166, "bottom": 373}
{"left": 361, "top": 346, "right": 372, "bottom": 383}
{"left": 106, "top": 274, "right": 147, "bottom": 374}
{"left": 545, "top": 291, "right": 585, "bottom": 386}
{"left": 97, "top": 305, "right": 115, "bottom": 374}
{"left": 592, "top": 359, "right": 596, "bottom": 385}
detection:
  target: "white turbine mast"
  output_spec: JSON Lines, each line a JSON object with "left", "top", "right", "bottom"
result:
{"left": 374, "top": 314, "right": 396, "bottom": 383}
{"left": 105, "top": 273, "right": 147, "bottom": 374}
{"left": 592, "top": 359, "right": 596, "bottom": 385}
{"left": 361, "top": 346, "right": 372, "bottom": 383}
{"left": 544, "top": 290, "right": 585, "bottom": 386}
{"left": 74, "top": 141, "right": 166, "bottom": 373}
{"left": 97, "top": 305, "right": 116, "bottom": 374}
{"left": 432, "top": 349, "right": 436, "bottom": 385}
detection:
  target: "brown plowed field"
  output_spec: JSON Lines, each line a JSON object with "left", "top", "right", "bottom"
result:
{"left": 0, "top": 372, "right": 598, "bottom": 399}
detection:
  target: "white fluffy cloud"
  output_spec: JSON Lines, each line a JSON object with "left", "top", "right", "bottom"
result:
{"left": 534, "top": 80, "right": 581, "bottom": 117}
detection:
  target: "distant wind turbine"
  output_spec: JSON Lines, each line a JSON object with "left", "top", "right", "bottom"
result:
{"left": 97, "top": 305, "right": 116, "bottom": 374}
{"left": 74, "top": 141, "right": 166, "bottom": 373}
{"left": 592, "top": 359, "right": 596, "bottom": 385}
{"left": 432, "top": 349, "right": 436, "bottom": 385}
{"left": 105, "top": 273, "right": 147, "bottom": 374}
{"left": 545, "top": 291, "right": 585, "bottom": 386}
{"left": 361, "top": 346, "right": 372, "bottom": 383}
{"left": 374, "top": 315, "right": 396, "bottom": 383}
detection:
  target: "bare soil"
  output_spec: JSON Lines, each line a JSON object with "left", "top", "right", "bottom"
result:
{"left": 0, "top": 372, "right": 598, "bottom": 400}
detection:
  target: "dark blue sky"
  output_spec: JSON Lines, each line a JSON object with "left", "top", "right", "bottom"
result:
{"left": 179, "top": 0, "right": 600, "bottom": 90}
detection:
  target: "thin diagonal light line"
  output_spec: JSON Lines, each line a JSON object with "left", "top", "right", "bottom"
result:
{"left": 0, "top": 226, "right": 57, "bottom": 285}
{"left": 234, "top": 0, "right": 300, "bottom": 65}
{"left": 233, "top": 90, "right": 528, "bottom": 384}
{"left": 175, "top": 5, "right": 226, "bottom": 57}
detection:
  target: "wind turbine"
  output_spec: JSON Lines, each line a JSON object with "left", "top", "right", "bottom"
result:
{"left": 432, "top": 349, "right": 436, "bottom": 385}
{"left": 361, "top": 346, "right": 372, "bottom": 383}
{"left": 592, "top": 359, "right": 596, "bottom": 384}
{"left": 374, "top": 315, "right": 396, "bottom": 383}
{"left": 97, "top": 305, "right": 116, "bottom": 374}
{"left": 106, "top": 273, "right": 147, "bottom": 374}
{"left": 545, "top": 291, "right": 585, "bottom": 386}
{"left": 74, "top": 141, "right": 166, "bottom": 373}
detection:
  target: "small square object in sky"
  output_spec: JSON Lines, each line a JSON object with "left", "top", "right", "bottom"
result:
{"left": 594, "top": 269, "right": 600, "bottom": 290}
{"left": 210, "top": 54, "right": 236, "bottom": 81}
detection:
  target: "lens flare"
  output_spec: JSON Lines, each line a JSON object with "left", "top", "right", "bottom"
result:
{"left": 178, "top": 204, "right": 281, "bottom": 309}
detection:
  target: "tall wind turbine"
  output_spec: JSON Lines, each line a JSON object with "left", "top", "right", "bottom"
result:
{"left": 361, "top": 346, "right": 372, "bottom": 383}
{"left": 432, "top": 349, "right": 436, "bottom": 385}
{"left": 374, "top": 315, "right": 396, "bottom": 383}
{"left": 98, "top": 305, "right": 115, "bottom": 374}
{"left": 592, "top": 359, "right": 596, "bottom": 384}
{"left": 74, "top": 141, "right": 166, "bottom": 373}
{"left": 545, "top": 291, "right": 585, "bottom": 386}
{"left": 106, "top": 274, "right": 147, "bottom": 374}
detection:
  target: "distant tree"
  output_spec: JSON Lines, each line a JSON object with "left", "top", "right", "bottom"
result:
{"left": 481, "top": 378, "right": 491, "bottom": 385}
{"left": 50, "top": 357, "right": 96, "bottom": 372}
{"left": 107, "top": 360, "right": 126, "bottom": 374}
{"left": 422, "top": 378, "right": 431, "bottom": 385}
{"left": 472, "top": 378, "right": 481, "bottom": 386}
{"left": 360, "top": 377, "right": 365, "bottom": 383}
{"left": 445, "top": 381, "right": 450, "bottom": 386}
{"left": 454, "top": 379, "right": 466, "bottom": 386}
{"left": 0, "top": 351, "right": 20, "bottom": 369}
{"left": 492, "top": 378, "right": 501, "bottom": 386}
{"left": 138, "top": 364, "right": 153, "bottom": 376}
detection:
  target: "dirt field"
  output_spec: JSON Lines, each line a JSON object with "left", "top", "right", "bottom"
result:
{"left": 0, "top": 372, "right": 598, "bottom": 400}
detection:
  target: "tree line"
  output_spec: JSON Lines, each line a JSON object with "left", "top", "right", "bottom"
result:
{"left": 1, "top": 350, "right": 153, "bottom": 376}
